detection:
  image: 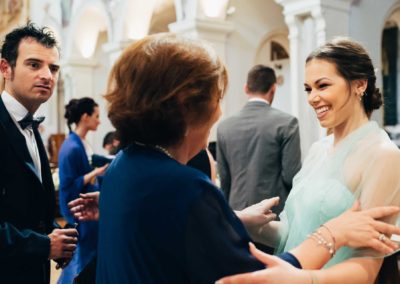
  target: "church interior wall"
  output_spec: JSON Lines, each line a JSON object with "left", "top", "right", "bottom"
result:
{"left": 348, "top": 0, "right": 399, "bottom": 125}
{"left": 223, "top": 0, "right": 288, "bottom": 119}
{"left": 2, "top": 0, "right": 400, "bottom": 155}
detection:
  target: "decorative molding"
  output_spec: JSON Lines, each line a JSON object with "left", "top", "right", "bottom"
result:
{"left": 62, "top": 58, "right": 99, "bottom": 68}
{"left": 169, "top": 18, "right": 233, "bottom": 34}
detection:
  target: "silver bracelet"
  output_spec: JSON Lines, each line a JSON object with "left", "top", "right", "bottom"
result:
{"left": 308, "top": 230, "right": 336, "bottom": 257}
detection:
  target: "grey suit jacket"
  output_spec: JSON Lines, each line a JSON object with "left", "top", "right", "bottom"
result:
{"left": 217, "top": 101, "right": 301, "bottom": 214}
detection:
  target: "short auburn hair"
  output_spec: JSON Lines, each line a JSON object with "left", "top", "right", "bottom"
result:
{"left": 106, "top": 33, "right": 228, "bottom": 147}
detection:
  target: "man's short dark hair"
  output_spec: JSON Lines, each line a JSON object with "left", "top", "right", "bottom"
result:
{"left": 246, "top": 65, "right": 276, "bottom": 94}
{"left": 103, "top": 131, "right": 116, "bottom": 148}
{"left": 1, "top": 22, "right": 59, "bottom": 67}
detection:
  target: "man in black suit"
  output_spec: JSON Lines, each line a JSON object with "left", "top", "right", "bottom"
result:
{"left": 0, "top": 23, "right": 78, "bottom": 283}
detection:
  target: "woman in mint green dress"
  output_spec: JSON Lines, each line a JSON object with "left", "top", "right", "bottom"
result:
{"left": 221, "top": 38, "right": 400, "bottom": 284}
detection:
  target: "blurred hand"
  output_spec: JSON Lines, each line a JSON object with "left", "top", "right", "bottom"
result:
{"left": 68, "top": 192, "right": 100, "bottom": 221}
{"left": 325, "top": 201, "right": 400, "bottom": 254}
{"left": 95, "top": 164, "right": 109, "bottom": 176}
{"left": 48, "top": 228, "right": 78, "bottom": 261}
{"left": 216, "top": 243, "right": 309, "bottom": 284}
{"left": 236, "top": 197, "right": 279, "bottom": 236}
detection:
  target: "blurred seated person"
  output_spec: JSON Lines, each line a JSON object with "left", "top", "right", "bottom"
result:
{"left": 102, "top": 131, "right": 120, "bottom": 156}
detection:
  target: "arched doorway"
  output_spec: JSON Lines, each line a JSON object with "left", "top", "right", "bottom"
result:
{"left": 255, "top": 32, "right": 291, "bottom": 113}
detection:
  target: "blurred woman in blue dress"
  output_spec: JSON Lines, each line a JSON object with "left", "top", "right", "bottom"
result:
{"left": 58, "top": 97, "right": 108, "bottom": 283}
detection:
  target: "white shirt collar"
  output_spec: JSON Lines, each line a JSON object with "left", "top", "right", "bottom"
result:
{"left": 1, "top": 90, "right": 30, "bottom": 121}
{"left": 248, "top": 97, "right": 270, "bottom": 105}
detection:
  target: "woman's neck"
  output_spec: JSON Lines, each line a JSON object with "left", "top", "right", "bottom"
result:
{"left": 333, "top": 111, "right": 368, "bottom": 145}
{"left": 75, "top": 124, "right": 88, "bottom": 140}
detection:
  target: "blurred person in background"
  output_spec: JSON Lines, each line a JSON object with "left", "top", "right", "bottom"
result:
{"left": 58, "top": 97, "right": 107, "bottom": 283}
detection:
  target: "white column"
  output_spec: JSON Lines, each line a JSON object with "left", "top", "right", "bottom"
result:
{"left": 62, "top": 58, "right": 98, "bottom": 102}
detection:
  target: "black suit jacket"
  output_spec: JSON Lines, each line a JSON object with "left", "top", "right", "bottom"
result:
{"left": 0, "top": 96, "right": 57, "bottom": 284}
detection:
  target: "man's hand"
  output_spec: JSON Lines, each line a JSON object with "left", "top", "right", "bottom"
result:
{"left": 68, "top": 192, "right": 100, "bottom": 221}
{"left": 48, "top": 228, "right": 78, "bottom": 261}
{"left": 236, "top": 197, "right": 279, "bottom": 235}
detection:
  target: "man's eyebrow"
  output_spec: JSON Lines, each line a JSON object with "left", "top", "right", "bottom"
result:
{"left": 50, "top": 63, "right": 60, "bottom": 69}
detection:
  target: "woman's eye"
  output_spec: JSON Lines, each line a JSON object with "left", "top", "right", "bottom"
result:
{"left": 304, "top": 88, "right": 311, "bottom": 94}
{"left": 319, "top": 84, "right": 328, "bottom": 89}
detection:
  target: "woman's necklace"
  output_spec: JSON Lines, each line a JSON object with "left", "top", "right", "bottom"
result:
{"left": 154, "top": 145, "right": 174, "bottom": 159}
{"left": 134, "top": 141, "right": 174, "bottom": 159}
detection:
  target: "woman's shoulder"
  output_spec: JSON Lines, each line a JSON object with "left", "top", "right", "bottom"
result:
{"left": 376, "top": 136, "right": 400, "bottom": 162}
{"left": 59, "top": 134, "right": 84, "bottom": 156}
{"left": 356, "top": 130, "right": 400, "bottom": 172}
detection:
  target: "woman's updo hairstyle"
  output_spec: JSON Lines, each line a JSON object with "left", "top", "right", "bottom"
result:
{"left": 64, "top": 97, "right": 98, "bottom": 131}
{"left": 106, "top": 33, "right": 228, "bottom": 147}
{"left": 306, "top": 37, "right": 382, "bottom": 118}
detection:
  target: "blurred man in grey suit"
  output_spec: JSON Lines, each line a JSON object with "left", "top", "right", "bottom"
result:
{"left": 217, "top": 65, "right": 301, "bottom": 215}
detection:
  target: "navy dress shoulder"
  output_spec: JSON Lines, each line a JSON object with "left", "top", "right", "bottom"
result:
{"left": 97, "top": 144, "right": 300, "bottom": 284}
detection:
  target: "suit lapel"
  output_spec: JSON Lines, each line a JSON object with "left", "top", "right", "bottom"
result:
{"left": 33, "top": 126, "right": 53, "bottom": 187}
{"left": 0, "top": 96, "right": 42, "bottom": 183}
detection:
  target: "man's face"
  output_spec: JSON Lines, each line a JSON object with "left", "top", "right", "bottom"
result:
{"left": 0, "top": 37, "right": 60, "bottom": 113}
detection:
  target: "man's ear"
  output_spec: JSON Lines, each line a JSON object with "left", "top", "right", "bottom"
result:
{"left": 244, "top": 84, "right": 250, "bottom": 95}
{"left": 270, "top": 83, "right": 277, "bottom": 95}
{"left": 0, "top": 59, "right": 12, "bottom": 80}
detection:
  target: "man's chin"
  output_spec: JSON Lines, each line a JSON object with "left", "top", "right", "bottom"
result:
{"left": 36, "top": 92, "right": 52, "bottom": 101}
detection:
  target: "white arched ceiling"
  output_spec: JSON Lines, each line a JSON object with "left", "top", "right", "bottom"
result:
{"left": 149, "top": 0, "right": 176, "bottom": 34}
{"left": 123, "top": 0, "right": 159, "bottom": 39}
{"left": 387, "top": 7, "right": 400, "bottom": 27}
{"left": 65, "top": 0, "right": 111, "bottom": 60}
{"left": 200, "top": 0, "right": 229, "bottom": 19}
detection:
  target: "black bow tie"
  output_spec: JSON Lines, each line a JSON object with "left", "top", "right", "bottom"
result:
{"left": 18, "top": 114, "right": 45, "bottom": 130}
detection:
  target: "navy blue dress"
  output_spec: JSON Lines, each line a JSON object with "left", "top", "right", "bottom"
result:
{"left": 97, "top": 144, "right": 300, "bottom": 283}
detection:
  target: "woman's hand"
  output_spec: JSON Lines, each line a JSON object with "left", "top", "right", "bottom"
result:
{"left": 236, "top": 197, "right": 279, "bottom": 234}
{"left": 68, "top": 192, "right": 100, "bottom": 221}
{"left": 84, "top": 163, "right": 109, "bottom": 185}
{"left": 325, "top": 201, "right": 400, "bottom": 254}
{"left": 216, "top": 243, "right": 309, "bottom": 284}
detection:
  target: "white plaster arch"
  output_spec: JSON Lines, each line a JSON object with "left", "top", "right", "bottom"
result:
{"left": 254, "top": 29, "right": 292, "bottom": 115}
{"left": 255, "top": 29, "right": 290, "bottom": 61}
{"left": 149, "top": 0, "right": 176, "bottom": 34}
{"left": 63, "top": 0, "right": 112, "bottom": 60}
{"left": 381, "top": 2, "right": 400, "bottom": 31}
{"left": 118, "top": 0, "right": 158, "bottom": 40}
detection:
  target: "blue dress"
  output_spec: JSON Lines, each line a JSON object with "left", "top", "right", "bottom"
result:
{"left": 96, "top": 144, "right": 301, "bottom": 283}
{"left": 58, "top": 132, "right": 99, "bottom": 283}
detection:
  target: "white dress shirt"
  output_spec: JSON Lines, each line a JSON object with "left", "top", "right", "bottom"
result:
{"left": 248, "top": 97, "right": 270, "bottom": 105}
{"left": 2, "top": 91, "right": 42, "bottom": 181}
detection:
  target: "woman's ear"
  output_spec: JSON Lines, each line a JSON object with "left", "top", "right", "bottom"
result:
{"left": 353, "top": 79, "right": 368, "bottom": 95}
{"left": 80, "top": 113, "right": 89, "bottom": 124}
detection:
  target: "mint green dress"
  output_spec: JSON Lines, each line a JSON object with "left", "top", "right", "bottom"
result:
{"left": 276, "top": 121, "right": 400, "bottom": 267}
